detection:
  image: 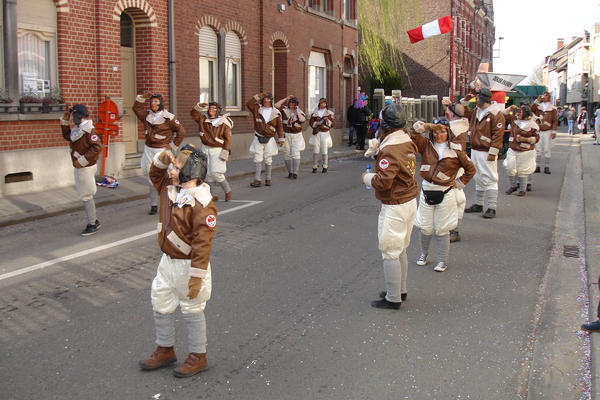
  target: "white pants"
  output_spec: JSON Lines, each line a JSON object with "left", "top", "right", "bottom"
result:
{"left": 414, "top": 182, "right": 458, "bottom": 236}
{"left": 309, "top": 131, "right": 332, "bottom": 154}
{"left": 378, "top": 199, "right": 417, "bottom": 260}
{"left": 504, "top": 148, "right": 536, "bottom": 177}
{"left": 282, "top": 132, "right": 306, "bottom": 160}
{"left": 202, "top": 145, "right": 227, "bottom": 183}
{"left": 74, "top": 164, "right": 97, "bottom": 201}
{"left": 151, "top": 254, "right": 212, "bottom": 314}
{"left": 471, "top": 149, "right": 498, "bottom": 191}
{"left": 249, "top": 136, "right": 279, "bottom": 164}
{"left": 535, "top": 131, "right": 554, "bottom": 160}
{"left": 141, "top": 145, "right": 164, "bottom": 174}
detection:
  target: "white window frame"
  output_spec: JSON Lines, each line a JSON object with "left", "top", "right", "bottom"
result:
{"left": 199, "top": 26, "right": 218, "bottom": 103}
{"left": 308, "top": 51, "right": 327, "bottom": 112}
{"left": 225, "top": 32, "right": 241, "bottom": 111}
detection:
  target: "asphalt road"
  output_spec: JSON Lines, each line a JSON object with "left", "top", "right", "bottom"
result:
{"left": 0, "top": 142, "right": 581, "bottom": 400}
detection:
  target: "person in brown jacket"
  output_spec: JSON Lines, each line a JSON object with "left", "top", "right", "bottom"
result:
{"left": 411, "top": 118, "right": 476, "bottom": 272}
{"left": 190, "top": 101, "right": 233, "bottom": 201}
{"left": 139, "top": 144, "right": 217, "bottom": 378}
{"left": 60, "top": 104, "right": 102, "bottom": 236}
{"left": 502, "top": 104, "right": 539, "bottom": 196}
{"left": 362, "top": 103, "right": 419, "bottom": 309}
{"left": 275, "top": 95, "right": 306, "bottom": 179}
{"left": 461, "top": 88, "right": 506, "bottom": 219}
{"left": 309, "top": 98, "right": 335, "bottom": 172}
{"left": 531, "top": 91, "right": 558, "bottom": 174}
{"left": 133, "top": 92, "right": 186, "bottom": 215}
{"left": 247, "top": 93, "right": 284, "bottom": 187}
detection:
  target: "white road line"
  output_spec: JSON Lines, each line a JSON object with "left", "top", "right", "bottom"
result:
{"left": 0, "top": 200, "right": 263, "bottom": 281}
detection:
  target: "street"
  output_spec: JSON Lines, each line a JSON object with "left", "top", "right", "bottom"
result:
{"left": 0, "top": 135, "right": 587, "bottom": 399}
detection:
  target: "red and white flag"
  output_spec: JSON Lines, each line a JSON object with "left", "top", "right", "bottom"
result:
{"left": 407, "top": 16, "right": 453, "bottom": 44}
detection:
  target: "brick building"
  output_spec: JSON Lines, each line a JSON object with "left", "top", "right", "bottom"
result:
{"left": 360, "top": 0, "right": 495, "bottom": 108}
{"left": 0, "top": 0, "right": 358, "bottom": 196}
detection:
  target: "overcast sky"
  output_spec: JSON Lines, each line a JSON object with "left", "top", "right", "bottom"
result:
{"left": 493, "top": 1, "right": 600, "bottom": 83}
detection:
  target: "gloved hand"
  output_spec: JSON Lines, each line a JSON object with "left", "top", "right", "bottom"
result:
{"left": 63, "top": 110, "right": 71, "bottom": 121}
{"left": 158, "top": 150, "right": 173, "bottom": 165}
{"left": 516, "top": 135, "right": 527, "bottom": 143}
{"left": 487, "top": 154, "right": 497, "bottom": 162}
{"left": 258, "top": 93, "right": 266, "bottom": 99}
{"left": 199, "top": 102, "right": 209, "bottom": 108}
{"left": 187, "top": 277, "right": 203, "bottom": 299}
{"left": 551, "top": 132, "right": 557, "bottom": 139}
{"left": 73, "top": 159, "right": 82, "bottom": 168}
{"left": 364, "top": 138, "right": 379, "bottom": 158}
{"left": 441, "top": 99, "right": 451, "bottom": 107}
{"left": 141, "top": 92, "right": 153, "bottom": 99}
{"left": 413, "top": 121, "right": 426, "bottom": 133}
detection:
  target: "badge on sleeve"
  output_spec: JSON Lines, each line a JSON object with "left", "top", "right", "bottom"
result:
{"left": 379, "top": 158, "right": 390, "bottom": 170}
{"left": 91, "top": 134, "right": 99, "bottom": 141}
{"left": 206, "top": 214, "right": 217, "bottom": 228}
{"left": 496, "top": 123, "right": 503, "bottom": 128}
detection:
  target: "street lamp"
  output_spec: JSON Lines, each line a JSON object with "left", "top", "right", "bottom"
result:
{"left": 493, "top": 37, "right": 504, "bottom": 58}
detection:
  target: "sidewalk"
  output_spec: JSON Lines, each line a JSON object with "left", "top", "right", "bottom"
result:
{"left": 0, "top": 143, "right": 362, "bottom": 227}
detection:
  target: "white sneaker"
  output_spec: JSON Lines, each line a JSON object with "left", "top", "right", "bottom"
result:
{"left": 416, "top": 253, "right": 428, "bottom": 266}
{"left": 434, "top": 262, "right": 448, "bottom": 272}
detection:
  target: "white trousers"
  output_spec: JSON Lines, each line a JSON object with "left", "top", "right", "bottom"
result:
{"left": 414, "top": 182, "right": 458, "bottom": 236}
{"left": 504, "top": 148, "right": 536, "bottom": 177}
{"left": 471, "top": 149, "right": 498, "bottom": 191}
{"left": 378, "top": 199, "right": 417, "bottom": 260}
{"left": 282, "top": 132, "right": 306, "bottom": 160}
{"left": 74, "top": 164, "right": 97, "bottom": 202}
{"left": 309, "top": 131, "right": 332, "bottom": 154}
{"left": 535, "top": 131, "right": 555, "bottom": 160}
{"left": 202, "top": 145, "right": 227, "bottom": 183}
{"left": 151, "top": 254, "right": 212, "bottom": 314}
{"left": 249, "top": 136, "right": 278, "bottom": 164}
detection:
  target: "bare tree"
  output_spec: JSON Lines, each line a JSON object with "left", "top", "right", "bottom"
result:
{"left": 528, "top": 62, "right": 544, "bottom": 86}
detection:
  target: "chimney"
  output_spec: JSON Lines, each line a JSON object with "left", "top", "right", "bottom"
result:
{"left": 557, "top": 38, "right": 564, "bottom": 50}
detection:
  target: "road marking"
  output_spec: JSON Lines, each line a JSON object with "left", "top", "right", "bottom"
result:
{"left": 0, "top": 200, "right": 263, "bottom": 281}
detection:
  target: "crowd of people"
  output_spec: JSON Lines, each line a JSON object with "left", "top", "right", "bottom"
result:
{"left": 58, "top": 85, "right": 595, "bottom": 376}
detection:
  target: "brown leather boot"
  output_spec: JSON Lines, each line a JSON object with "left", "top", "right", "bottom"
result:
{"left": 173, "top": 352, "right": 209, "bottom": 378}
{"left": 139, "top": 346, "right": 177, "bottom": 370}
{"left": 225, "top": 191, "right": 232, "bottom": 202}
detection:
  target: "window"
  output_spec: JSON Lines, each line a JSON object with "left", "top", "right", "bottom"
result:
{"left": 199, "top": 26, "right": 218, "bottom": 103}
{"left": 308, "top": 51, "right": 327, "bottom": 111}
{"left": 225, "top": 32, "right": 241, "bottom": 110}
{"left": 344, "top": 0, "right": 355, "bottom": 21}
{"left": 309, "top": 0, "right": 329, "bottom": 14}
{"left": 17, "top": 0, "right": 57, "bottom": 99}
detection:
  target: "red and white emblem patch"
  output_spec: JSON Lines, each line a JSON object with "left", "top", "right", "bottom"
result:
{"left": 175, "top": 119, "right": 180, "bottom": 124}
{"left": 379, "top": 158, "right": 390, "bottom": 170}
{"left": 496, "top": 123, "right": 503, "bottom": 128}
{"left": 90, "top": 134, "right": 99, "bottom": 141}
{"left": 206, "top": 214, "right": 217, "bottom": 228}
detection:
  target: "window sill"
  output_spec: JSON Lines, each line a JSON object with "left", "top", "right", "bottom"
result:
{"left": 227, "top": 110, "right": 249, "bottom": 117}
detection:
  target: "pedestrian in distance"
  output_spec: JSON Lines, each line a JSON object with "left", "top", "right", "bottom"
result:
{"left": 502, "top": 104, "right": 540, "bottom": 196}
{"left": 410, "top": 117, "right": 476, "bottom": 272}
{"left": 347, "top": 102, "right": 356, "bottom": 147}
{"left": 362, "top": 103, "right": 419, "bottom": 309}
{"left": 566, "top": 106, "right": 577, "bottom": 134}
{"left": 531, "top": 92, "right": 558, "bottom": 174}
{"left": 190, "top": 101, "right": 233, "bottom": 201}
{"left": 578, "top": 107, "right": 588, "bottom": 135}
{"left": 275, "top": 95, "right": 307, "bottom": 179}
{"left": 461, "top": 87, "right": 506, "bottom": 219}
{"left": 593, "top": 105, "right": 600, "bottom": 145}
{"left": 247, "top": 93, "right": 284, "bottom": 187}
{"left": 441, "top": 100, "right": 471, "bottom": 242}
{"left": 309, "top": 98, "right": 335, "bottom": 173}
{"left": 133, "top": 92, "right": 186, "bottom": 215}
{"left": 139, "top": 144, "right": 217, "bottom": 378}
{"left": 60, "top": 104, "right": 102, "bottom": 236}
{"left": 353, "top": 95, "right": 372, "bottom": 150}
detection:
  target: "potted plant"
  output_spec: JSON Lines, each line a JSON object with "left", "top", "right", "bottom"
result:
{"left": 19, "top": 88, "right": 43, "bottom": 113}
{"left": 42, "top": 86, "right": 65, "bottom": 113}
{"left": 0, "top": 88, "right": 14, "bottom": 113}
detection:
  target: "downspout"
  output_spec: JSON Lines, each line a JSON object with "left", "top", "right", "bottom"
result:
{"left": 168, "top": 0, "right": 177, "bottom": 115}
{"left": 259, "top": 0, "right": 264, "bottom": 90}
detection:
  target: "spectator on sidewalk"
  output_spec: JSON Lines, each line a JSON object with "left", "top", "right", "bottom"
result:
{"left": 594, "top": 105, "right": 600, "bottom": 145}
{"left": 410, "top": 117, "right": 475, "bottom": 272}
{"left": 247, "top": 93, "right": 284, "bottom": 187}
{"left": 353, "top": 96, "right": 372, "bottom": 150}
{"left": 347, "top": 103, "right": 356, "bottom": 147}
{"left": 578, "top": 107, "right": 588, "bottom": 135}
{"left": 531, "top": 92, "right": 558, "bottom": 174}
{"left": 60, "top": 105, "right": 102, "bottom": 236}
{"left": 133, "top": 92, "right": 186, "bottom": 215}
{"left": 502, "top": 104, "right": 539, "bottom": 196}
{"left": 362, "top": 103, "right": 419, "bottom": 309}
{"left": 139, "top": 144, "right": 217, "bottom": 378}
{"left": 275, "top": 95, "right": 307, "bottom": 179}
{"left": 309, "top": 98, "right": 335, "bottom": 173}
{"left": 566, "top": 107, "right": 577, "bottom": 134}
{"left": 461, "top": 88, "right": 506, "bottom": 219}
{"left": 190, "top": 102, "right": 233, "bottom": 201}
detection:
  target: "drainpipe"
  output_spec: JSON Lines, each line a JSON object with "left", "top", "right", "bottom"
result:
{"left": 168, "top": 0, "right": 177, "bottom": 115}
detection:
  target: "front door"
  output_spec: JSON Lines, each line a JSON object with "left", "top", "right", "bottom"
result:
{"left": 120, "top": 47, "right": 138, "bottom": 154}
